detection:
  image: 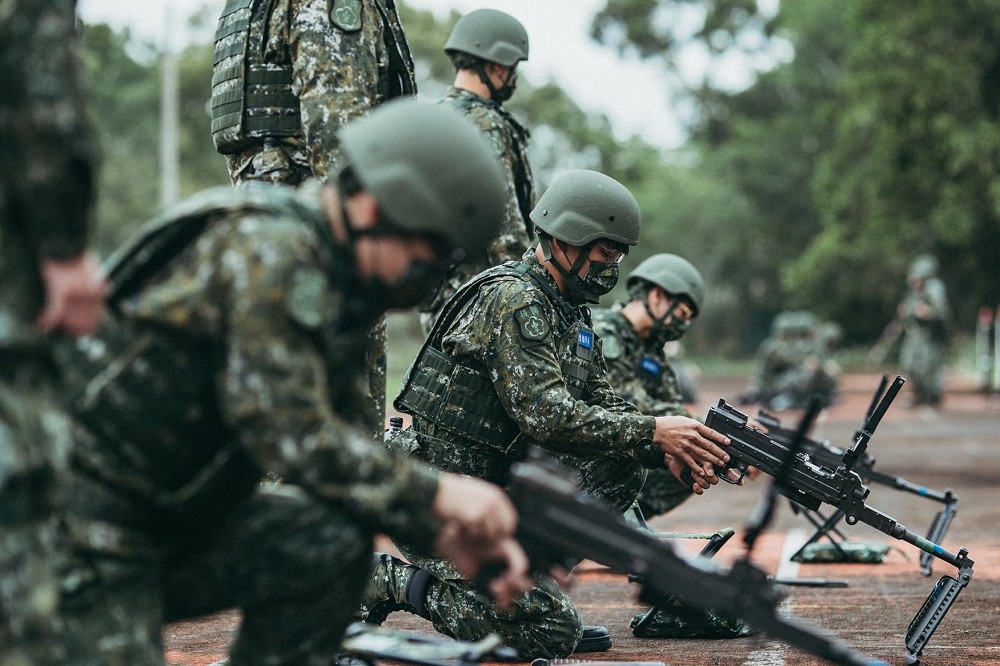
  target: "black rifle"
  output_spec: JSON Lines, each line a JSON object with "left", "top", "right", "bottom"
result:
{"left": 681, "top": 376, "right": 973, "bottom": 665}
{"left": 506, "top": 448, "right": 884, "bottom": 666}
{"left": 755, "top": 375, "right": 958, "bottom": 576}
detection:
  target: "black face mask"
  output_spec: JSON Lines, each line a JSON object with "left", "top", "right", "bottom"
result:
{"left": 542, "top": 238, "right": 621, "bottom": 306}
{"left": 379, "top": 260, "right": 446, "bottom": 310}
{"left": 645, "top": 298, "right": 692, "bottom": 346}
{"left": 476, "top": 63, "right": 517, "bottom": 104}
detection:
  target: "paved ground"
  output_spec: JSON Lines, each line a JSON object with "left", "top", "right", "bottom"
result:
{"left": 164, "top": 372, "right": 1000, "bottom": 666}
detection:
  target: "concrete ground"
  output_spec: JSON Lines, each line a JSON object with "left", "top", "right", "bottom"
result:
{"left": 164, "top": 372, "right": 1000, "bottom": 666}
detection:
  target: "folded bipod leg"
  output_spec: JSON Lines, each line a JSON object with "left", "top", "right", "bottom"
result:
{"left": 904, "top": 555, "right": 974, "bottom": 665}
{"left": 919, "top": 493, "right": 958, "bottom": 577}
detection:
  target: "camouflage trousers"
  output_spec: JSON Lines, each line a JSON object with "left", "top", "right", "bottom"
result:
{"left": 900, "top": 332, "right": 946, "bottom": 405}
{"left": 59, "top": 481, "right": 372, "bottom": 665}
{"left": 636, "top": 468, "right": 694, "bottom": 520}
{"left": 397, "top": 544, "right": 583, "bottom": 659}
{"left": 0, "top": 358, "right": 72, "bottom": 665}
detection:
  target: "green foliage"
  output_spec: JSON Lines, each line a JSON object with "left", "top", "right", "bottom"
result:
{"left": 592, "top": 0, "right": 1000, "bottom": 351}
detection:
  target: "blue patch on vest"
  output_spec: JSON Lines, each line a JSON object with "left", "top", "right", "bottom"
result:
{"left": 577, "top": 329, "right": 594, "bottom": 349}
{"left": 641, "top": 357, "right": 662, "bottom": 376}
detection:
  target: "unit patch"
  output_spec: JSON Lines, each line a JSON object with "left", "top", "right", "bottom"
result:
{"left": 329, "top": 0, "right": 362, "bottom": 31}
{"left": 514, "top": 304, "right": 549, "bottom": 341}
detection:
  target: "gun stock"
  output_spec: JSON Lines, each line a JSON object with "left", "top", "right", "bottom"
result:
{"left": 507, "top": 449, "right": 883, "bottom": 666}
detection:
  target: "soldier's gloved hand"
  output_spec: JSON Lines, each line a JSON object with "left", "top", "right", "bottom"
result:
{"left": 431, "top": 473, "right": 531, "bottom": 608}
{"left": 652, "top": 415, "right": 730, "bottom": 492}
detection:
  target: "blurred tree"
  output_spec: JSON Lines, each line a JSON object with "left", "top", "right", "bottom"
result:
{"left": 593, "top": 0, "right": 1000, "bottom": 347}
{"left": 80, "top": 16, "right": 228, "bottom": 256}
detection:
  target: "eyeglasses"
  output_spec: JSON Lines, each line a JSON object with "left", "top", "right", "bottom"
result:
{"left": 590, "top": 242, "right": 626, "bottom": 265}
{"left": 671, "top": 299, "right": 695, "bottom": 322}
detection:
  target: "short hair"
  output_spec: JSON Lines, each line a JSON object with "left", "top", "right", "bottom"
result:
{"left": 448, "top": 50, "right": 485, "bottom": 71}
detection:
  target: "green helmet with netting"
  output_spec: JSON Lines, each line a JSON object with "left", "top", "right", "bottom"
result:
{"left": 444, "top": 8, "right": 529, "bottom": 67}
{"left": 339, "top": 99, "right": 505, "bottom": 262}
{"left": 530, "top": 170, "right": 641, "bottom": 248}
{"left": 627, "top": 253, "right": 706, "bottom": 316}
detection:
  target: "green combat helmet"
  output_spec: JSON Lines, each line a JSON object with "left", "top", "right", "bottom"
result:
{"left": 339, "top": 99, "right": 506, "bottom": 263}
{"left": 444, "top": 8, "right": 529, "bottom": 68}
{"left": 531, "top": 170, "right": 640, "bottom": 247}
{"left": 627, "top": 253, "right": 706, "bottom": 316}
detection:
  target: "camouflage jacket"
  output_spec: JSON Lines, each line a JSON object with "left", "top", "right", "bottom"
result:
{"left": 222, "top": 0, "right": 416, "bottom": 182}
{"left": 64, "top": 185, "right": 441, "bottom": 549}
{"left": 398, "top": 250, "right": 656, "bottom": 485}
{"left": 420, "top": 87, "right": 535, "bottom": 323}
{"left": 591, "top": 306, "right": 692, "bottom": 418}
{"left": 0, "top": 0, "right": 98, "bottom": 346}
{"left": 899, "top": 277, "right": 951, "bottom": 343}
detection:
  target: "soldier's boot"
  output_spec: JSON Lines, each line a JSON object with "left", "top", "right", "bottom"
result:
{"left": 358, "top": 553, "right": 433, "bottom": 625}
{"left": 574, "top": 625, "right": 613, "bottom": 652}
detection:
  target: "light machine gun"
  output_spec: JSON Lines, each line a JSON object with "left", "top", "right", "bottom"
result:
{"left": 681, "top": 376, "right": 973, "bottom": 665}
{"left": 505, "top": 448, "right": 885, "bottom": 666}
{"left": 755, "top": 375, "right": 958, "bottom": 576}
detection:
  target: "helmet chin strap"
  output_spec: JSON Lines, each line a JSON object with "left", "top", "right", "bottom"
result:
{"left": 539, "top": 236, "right": 590, "bottom": 282}
{"left": 473, "top": 62, "right": 515, "bottom": 103}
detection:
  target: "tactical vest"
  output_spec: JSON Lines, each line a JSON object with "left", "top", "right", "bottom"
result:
{"left": 210, "top": 0, "right": 416, "bottom": 155}
{"left": 63, "top": 188, "right": 338, "bottom": 528}
{"left": 395, "top": 261, "right": 593, "bottom": 456}
{"left": 210, "top": 0, "right": 302, "bottom": 154}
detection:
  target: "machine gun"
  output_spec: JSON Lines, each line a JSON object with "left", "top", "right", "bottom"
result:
{"left": 505, "top": 447, "right": 884, "bottom": 666}
{"left": 681, "top": 376, "right": 973, "bottom": 665}
{"left": 755, "top": 375, "right": 958, "bottom": 575}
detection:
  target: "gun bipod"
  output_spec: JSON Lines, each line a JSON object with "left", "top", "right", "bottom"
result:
{"left": 904, "top": 560, "right": 974, "bottom": 665}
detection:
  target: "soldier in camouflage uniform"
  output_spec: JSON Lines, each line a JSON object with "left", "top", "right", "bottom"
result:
{"left": 592, "top": 255, "right": 757, "bottom": 640}
{"left": 593, "top": 254, "right": 707, "bottom": 521}
{"left": 361, "top": 171, "right": 732, "bottom": 659}
{"left": 0, "top": 1, "right": 105, "bottom": 662}
{"left": 419, "top": 8, "right": 536, "bottom": 332}
{"left": 54, "top": 101, "right": 531, "bottom": 665}
{"left": 897, "top": 255, "right": 951, "bottom": 407}
{"left": 210, "top": 0, "right": 417, "bottom": 437}
{"left": 743, "top": 310, "right": 838, "bottom": 411}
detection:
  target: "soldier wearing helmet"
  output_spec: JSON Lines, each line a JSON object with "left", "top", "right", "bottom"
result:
{"left": 364, "top": 171, "right": 732, "bottom": 658}
{"left": 897, "top": 254, "right": 951, "bottom": 407}
{"left": 420, "top": 8, "right": 536, "bottom": 332}
{"left": 210, "top": 0, "right": 419, "bottom": 439}
{"left": 53, "top": 101, "right": 532, "bottom": 664}
{"left": 591, "top": 254, "right": 757, "bottom": 640}
{"left": 743, "top": 310, "right": 839, "bottom": 410}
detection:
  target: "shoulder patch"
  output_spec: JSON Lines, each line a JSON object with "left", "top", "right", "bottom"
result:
{"left": 287, "top": 267, "right": 329, "bottom": 330}
{"left": 487, "top": 128, "right": 506, "bottom": 155}
{"left": 514, "top": 303, "right": 549, "bottom": 342}
{"left": 329, "top": 0, "right": 362, "bottom": 31}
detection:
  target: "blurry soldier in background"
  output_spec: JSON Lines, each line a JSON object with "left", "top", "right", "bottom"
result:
{"left": 592, "top": 254, "right": 706, "bottom": 521}
{"left": 210, "top": 0, "right": 418, "bottom": 434}
{"left": 592, "top": 254, "right": 756, "bottom": 639}
{"left": 55, "top": 101, "right": 530, "bottom": 665}
{"left": 742, "top": 310, "right": 839, "bottom": 411}
{"left": 0, "top": 1, "right": 105, "bottom": 661}
{"left": 363, "top": 171, "right": 732, "bottom": 658}
{"left": 897, "top": 255, "right": 951, "bottom": 408}
{"left": 420, "top": 8, "right": 536, "bottom": 332}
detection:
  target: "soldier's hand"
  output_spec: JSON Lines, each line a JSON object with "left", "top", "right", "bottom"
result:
{"left": 37, "top": 252, "right": 106, "bottom": 336}
{"left": 652, "top": 415, "right": 730, "bottom": 487}
{"left": 432, "top": 473, "right": 531, "bottom": 608}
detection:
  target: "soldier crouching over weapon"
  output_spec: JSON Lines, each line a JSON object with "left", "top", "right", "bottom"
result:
{"left": 680, "top": 376, "right": 973, "bottom": 665}
{"left": 496, "top": 447, "right": 885, "bottom": 666}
